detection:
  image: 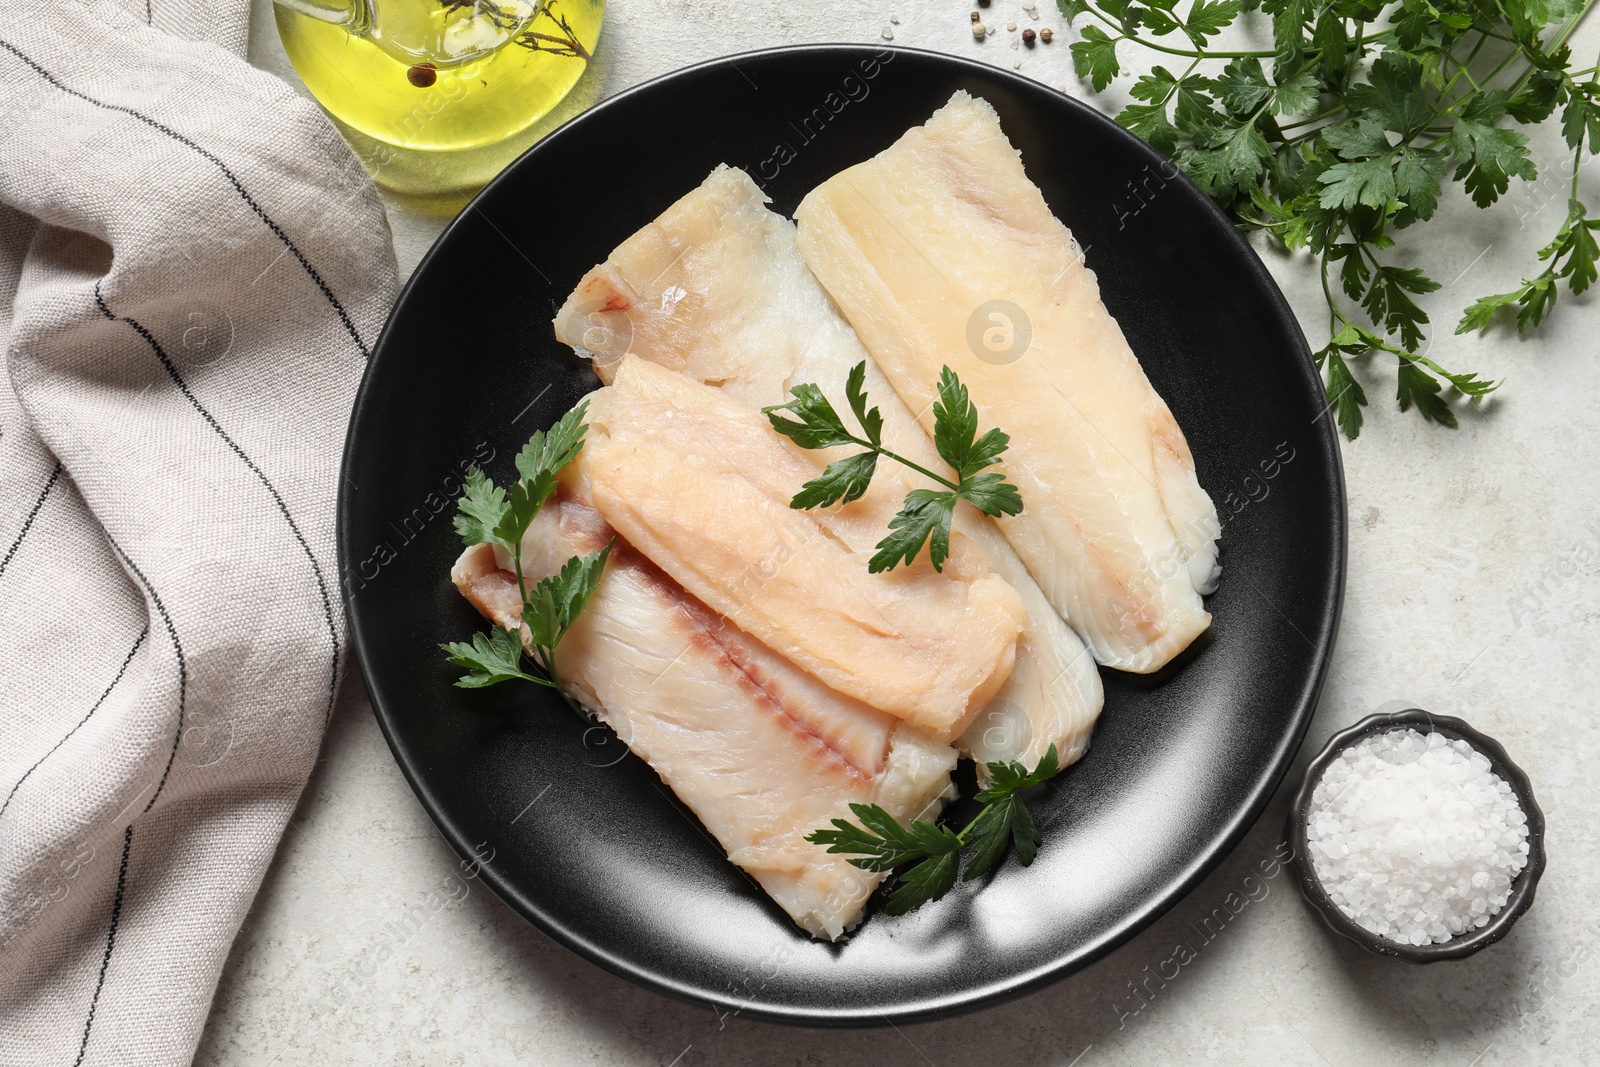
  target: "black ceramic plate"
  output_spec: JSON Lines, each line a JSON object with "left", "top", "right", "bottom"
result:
{"left": 339, "top": 44, "right": 1346, "bottom": 1026}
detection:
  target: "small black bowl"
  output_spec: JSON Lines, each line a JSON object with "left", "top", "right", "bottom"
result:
{"left": 1288, "top": 708, "right": 1546, "bottom": 963}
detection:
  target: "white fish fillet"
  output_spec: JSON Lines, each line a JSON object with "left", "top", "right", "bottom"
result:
{"left": 794, "top": 91, "right": 1222, "bottom": 673}
{"left": 553, "top": 165, "right": 1102, "bottom": 768}
{"left": 562, "top": 354, "right": 1028, "bottom": 744}
{"left": 451, "top": 492, "right": 958, "bottom": 939}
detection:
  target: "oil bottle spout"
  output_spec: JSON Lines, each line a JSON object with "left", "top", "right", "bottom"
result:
{"left": 273, "top": 0, "right": 370, "bottom": 31}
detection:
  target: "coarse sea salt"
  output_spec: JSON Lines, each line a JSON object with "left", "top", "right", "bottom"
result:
{"left": 1306, "top": 728, "right": 1530, "bottom": 946}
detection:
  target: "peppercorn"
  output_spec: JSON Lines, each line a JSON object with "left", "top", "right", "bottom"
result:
{"left": 977, "top": 0, "right": 990, "bottom": 6}
{"left": 972, "top": 21, "right": 988, "bottom": 39}
{"left": 971, "top": 9, "right": 980, "bottom": 20}
{"left": 1039, "top": 27, "right": 1054, "bottom": 43}
{"left": 407, "top": 63, "right": 437, "bottom": 88}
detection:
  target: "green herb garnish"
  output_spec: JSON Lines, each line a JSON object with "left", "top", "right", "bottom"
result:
{"left": 441, "top": 401, "right": 610, "bottom": 714}
{"left": 806, "top": 745, "right": 1062, "bottom": 915}
{"left": 1059, "top": 0, "right": 1600, "bottom": 437}
{"left": 762, "top": 362, "right": 1023, "bottom": 573}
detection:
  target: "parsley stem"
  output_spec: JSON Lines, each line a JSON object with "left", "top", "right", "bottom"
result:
{"left": 1344, "top": 23, "right": 1364, "bottom": 86}
{"left": 1119, "top": 37, "right": 1275, "bottom": 61}
{"left": 1415, "top": 42, "right": 1529, "bottom": 148}
{"left": 1435, "top": 32, "right": 1489, "bottom": 100}
{"left": 512, "top": 541, "right": 529, "bottom": 608}
{"left": 1078, "top": 1, "right": 1272, "bottom": 59}
{"left": 1320, "top": 254, "right": 1346, "bottom": 334}
{"left": 837, "top": 432, "right": 963, "bottom": 493}
{"left": 1467, "top": 0, "right": 1599, "bottom": 134}
{"left": 1279, "top": 105, "right": 1350, "bottom": 133}
{"left": 1549, "top": 0, "right": 1599, "bottom": 55}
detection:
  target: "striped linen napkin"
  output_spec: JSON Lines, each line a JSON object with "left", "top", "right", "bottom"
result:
{"left": 0, "top": 0, "right": 397, "bottom": 1061}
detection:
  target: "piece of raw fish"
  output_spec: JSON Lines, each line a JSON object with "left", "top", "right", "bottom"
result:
{"left": 554, "top": 165, "right": 1102, "bottom": 769}
{"left": 451, "top": 492, "right": 958, "bottom": 939}
{"left": 562, "top": 354, "right": 1028, "bottom": 744}
{"left": 794, "top": 92, "right": 1221, "bottom": 673}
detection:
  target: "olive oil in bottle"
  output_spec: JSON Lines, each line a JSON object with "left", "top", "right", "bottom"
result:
{"left": 275, "top": 0, "right": 605, "bottom": 152}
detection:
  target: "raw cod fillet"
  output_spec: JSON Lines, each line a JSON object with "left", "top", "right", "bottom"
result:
{"left": 451, "top": 492, "right": 958, "bottom": 939}
{"left": 793, "top": 91, "right": 1222, "bottom": 673}
{"left": 553, "top": 165, "right": 1103, "bottom": 769}
{"left": 562, "top": 354, "right": 1028, "bottom": 744}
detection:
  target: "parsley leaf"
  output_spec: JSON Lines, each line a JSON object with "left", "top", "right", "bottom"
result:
{"left": 1183, "top": 0, "right": 1241, "bottom": 46}
{"left": 1120, "top": 101, "right": 1182, "bottom": 154}
{"left": 1361, "top": 263, "right": 1441, "bottom": 351}
{"left": 454, "top": 467, "right": 510, "bottom": 549}
{"left": 1396, "top": 361, "right": 1455, "bottom": 427}
{"left": 1458, "top": 199, "right": 1600, "bottom": 334}
{"left": 1449, "top": 112, "right": 1537, "bottom": 208}
{"left": 523, "top": 543, "right": 612, "bottom": 653}
{"left": 1261, "top": 0, "right": 1312, "bottom": 62}
{"left": 1085, "top": 0, "right": 1595, "bottom": 435}
{"left": 1321, "top": 118, "right": 1390, "bottom": 161}
{"left": 1392, "top": 148, "right": 1449, "bottom": 225}
{"left": 955, "top": 471, "right": 1024, "bottom": 519}
{"left": 1315, "top": 325, "right": 1372, "bottom": 440}
{"left": 844, "top": 360, "right": 884, "bottom": 448}
{"left": 442, "top": 405, "right": 609, "bottom": 717}
{"left": 1562, "top": 83, "right": 1600, "bottom": 152}
{"left": 887, "top": 852, "right": 962, "bottom": 915}
{"left": 965, "top": 744, "right": 1060, "bottom": 877}
{"left": 515, "top": 399, "right": 590, "bottom": 489}
{"left": 441, "top": 626, "right": 539, "bottom": 688}
{"left": 1071, "top": 25, "right": 1122, "bottom": 93}
{"left": 1319, "top": 159, "right": 1396, "bottom": 211}
{"left": 767, "top": 364, "right": 1024, "bottom": 573}
{"left": 790, "top": 451, "right": 880, "bottom": 510}
{"left": 931, "top": 368, "right": 1007, "bottom": 480}
{"left": 1215, "top": 56, "right": 1273, "bottom": 114}
{"left": 1347, "top": 54, "right": 1431, "bottom": 137}
{"left": 810, "top": 803, "right": 963, "bottom": 872}
{"left": 763, "top": 382, "right": 856, "bottom": 449}
{"left": 806, "top": 745, "right": 1063, "bottom": 915}
{"left": 870, "top": 488, "right": 956, "bottom": 573}
{"left": 1271, "top": 68, "right": 1320, "bottom": 117}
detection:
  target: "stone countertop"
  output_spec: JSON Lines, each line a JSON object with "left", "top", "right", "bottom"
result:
{"left": 204, "top": 2, "right": 1600, "bottom": 1063}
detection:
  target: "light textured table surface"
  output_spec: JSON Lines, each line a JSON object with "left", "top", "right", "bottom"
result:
{"left": 207, "top": 2, "right": 1600, "bottom": 1063}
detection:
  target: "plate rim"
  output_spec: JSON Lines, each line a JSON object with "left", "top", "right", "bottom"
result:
{"left": 337, "top": 41, "right": 1349, "bottom": 1027}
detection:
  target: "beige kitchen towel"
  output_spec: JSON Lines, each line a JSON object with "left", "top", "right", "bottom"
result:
{"left": 0, "top": 0, "right": 398, "bottom": 1061}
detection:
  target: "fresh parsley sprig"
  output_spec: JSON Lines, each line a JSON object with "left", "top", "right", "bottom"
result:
{"left": 441, "top": 402, "right": 611, "bottom": 715}
{"left": 762, "top": 362, "right": 1023, "bottom": 573}
{"left": 1059, "top": 0, "right": 1600, "bottom": 438}
{"left": 806, "top": 745, "right": 1062, "bottom": 915}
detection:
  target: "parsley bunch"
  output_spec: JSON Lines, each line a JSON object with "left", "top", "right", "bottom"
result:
{"left": 762, "top": 362, "right": 1023, "bottom": 572}
{"left": 807, "top": 745, "right": 1062, "bottom": 915}
{"left": 441, "top": 402, "right": 611, "bottom": 714}
{"left": 1061, "top": 0, "right": 1600, "bottom": 437}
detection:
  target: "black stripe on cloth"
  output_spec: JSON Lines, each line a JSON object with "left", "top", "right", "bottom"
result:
{"left": 0, "top": 626, "right": 148, "bottom": 827}
{"left": 0, "top": 37, "right": 370, "bottom": 360}
{"left": 73, "top": 824, "right": 133, "bottom": 1067}
{"left": 95, "top": 286, "right": 341, "bottom": 725}
{"left": 104, "top": 536, "right": 185, "bottom": 815}
{"left": 0, "top": 460, "right": 63, "bottom": 581}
